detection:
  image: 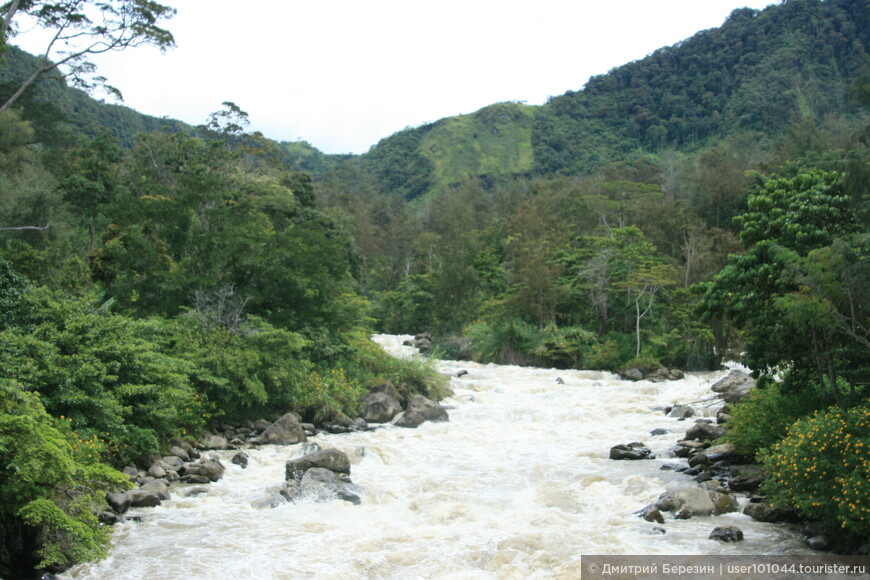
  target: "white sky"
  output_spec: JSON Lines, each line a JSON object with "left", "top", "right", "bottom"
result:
{"left": 11, "top": 0, "right": 777, "bottom": 154}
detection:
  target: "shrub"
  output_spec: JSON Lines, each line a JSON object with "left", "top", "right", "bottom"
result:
{"left": 467, "top": 318, "right": 541, "bottom": 365}
{"left": 532, "top": 326, "right": 595, "bottom": 369}
{"left": 0, "top": 380, "right": 128, "bottom": 574}
{"left": 723, "top": 383, "right": 827, "bottom": 457}
{"left": 300, "top": 368, "right": 365, "bottom": 422}
{"left": 759, "top": 404, "right": 869, "bottom": 545}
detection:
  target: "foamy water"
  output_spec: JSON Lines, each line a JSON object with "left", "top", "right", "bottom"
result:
{"left": 61, "top": 335, "right": 810, "bottom": 579}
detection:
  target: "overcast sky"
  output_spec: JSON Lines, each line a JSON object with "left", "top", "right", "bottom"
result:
{"left": 12, "top": 0, "right": 777, "bottom": 154}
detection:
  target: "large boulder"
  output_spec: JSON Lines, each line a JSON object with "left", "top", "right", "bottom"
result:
{"left": 655, "top": 485, "right": 715, "bottom": 518}
{"left": 168, "top": 445, "right": 191, "bottom": 462}
{"left": 709, "top": 492, "right": 739, "bottom": 515}
{"left": 610, "top": 442, "right": 654, "bottom": 460}
{"left": 286, "top": 448, "right": 351, "bottom": 480}
{"left": 394, "top": 394, "right": 449, "bottom": 428}
{"left": 161, "top": 455, "right": 185, "bottom": 470}
{"left": 672, "top": 439, "right": 709, "bottom": 458}
{"left": 255, "top": 412, "right": 307, "bottom": 445}
{"left": 128, "top": 489, "right": 162, "bottom": 508}
{"left": 182, "top": 458, "right": 225, "bottom": 482}
{"left": 146, "top": 462, "right": 168, "bottom": 479}
{"left": 361, "top": 385, "right": 403, "bottom": 423}
{"left": 728, "top": 464, "right": 765, "bottom": 492}
{"left": 684, "top": 421, "right": 725, "bottom": 442}
{"left": 700, "top": 443, "right": 741, "bottom": 463}
{"left": 129, "top": 480, "right": 171, "bottom": 507}
{"left": 710, "top": 370, "right": 755, "bottom": 403}
{"left": 281, "top": 467, "right": 361, "bottom": 505}
{"left": 106, "top": 491, "right": 132, "bottom": 514}
{"left": 139, "top": 479, "right": 171, "bottom": 500}
{"left": 743, "top": 501, "right": 801, "bottom": 523}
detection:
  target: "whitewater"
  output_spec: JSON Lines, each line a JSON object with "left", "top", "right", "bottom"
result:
{"left": 61, "top": 334, "right": 810, "bottom": 579}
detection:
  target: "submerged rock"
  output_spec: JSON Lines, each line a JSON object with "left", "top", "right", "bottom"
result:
{"left": 182, "top": 458, "right": 225, "bottom": 482}
{"left": 709, "top": 526, "right": 743, "bottom": 542}
{"left": 684, "top": 421, "right": 725, "bottom": 442}
{"left": 286, "top": 448, "right": 351, "bottom": 480}
{"left": 610, "top": 442, "right": 655, "bottom": 460}
{"left": 231, "top": 451, "right": 250, "bottom": 469}
{"left": 281, "top": 467, "right": 361, "bottom": 505}
{"left": 637, "top": 505, "right": 665, "bottom": 524}
{"left": 709, "top": 491, "right": 739, "bottom": 515}
{"left": 667, "top": 404, "right": 696, "bottom": 419}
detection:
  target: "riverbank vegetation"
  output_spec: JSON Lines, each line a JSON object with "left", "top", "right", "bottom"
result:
{"left": 2, "top": 0, "right": 869, "bottom": 575}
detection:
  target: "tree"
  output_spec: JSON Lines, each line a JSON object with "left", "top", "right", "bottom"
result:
{"left": 700, "top": 169, "right": 861, "bottom": 403}
{"left": 0, "top": 0, "right": 175, "bottom": 114}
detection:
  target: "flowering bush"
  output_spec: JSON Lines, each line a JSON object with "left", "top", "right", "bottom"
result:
{"left": 760, "top": 403, "right": 869, "bottom": 543}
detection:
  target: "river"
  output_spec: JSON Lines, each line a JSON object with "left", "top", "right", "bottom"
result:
{"left": 61, "top": 334, "right": 811, "bottom": 579}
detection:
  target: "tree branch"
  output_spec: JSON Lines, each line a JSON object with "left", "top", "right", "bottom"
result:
{"left": 1, "top": 0, "right": 22, "bottom": 45}
{"left": 0, "top": 224, "right": 51, "bottom": 231}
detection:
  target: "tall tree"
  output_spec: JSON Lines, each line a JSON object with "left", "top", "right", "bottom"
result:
{"left": 0, "top": 0, "right": 175, "bottom": 114}
{"left": 700, "top": 169, "right": 861, "bottom": 403}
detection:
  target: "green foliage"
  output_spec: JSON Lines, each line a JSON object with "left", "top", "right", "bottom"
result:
{"left": 724, "top": 383, "right": 828, "bottom": 457}
{"left": 301, "top": 368, "right": 366, "bottom": 423}
{"left": 0, "top": 0, "right": 176, "bottom": 114}
{"left": 0, "top": 380, "right": 127, "bottom": 573}
{"left": 700, "top": 168, "right": 863, "bottom": 397}
{"left": 418, "top": 102, "right": 536, "bottom": 196}
{"left": 0, "top": 46, "right": 188, "bottom": 147}
{"left": 760, "top": 403, "right": 870, "bottom": 546}
{"left": 372, "top": 350, "right": 452, "bottom": 402}
{"left": 172, "top": 313, "right": 311, "bottom": 420}
{"left": 532, "top": 326, "right": 595, "bottom": 369}
{"left": 0, "top": 255, "right": 27, "bottom": 330}
{"left": 0, "top": 288, "right": 205, "bottom": 463}
{"left": 585, "top": 338, "right": 621, "bottom": 371}
{"left": 307, "top": 331, "right": 449, "bottom": 412}
{"left": 467, "top": 318, "right": 542, "bottom": 366}
{"left": 375, "top": 273, "right": 436, "bottom": 333}
{"left": 277, "top": 140, "right": 351, "bottom": 178}
{"left": 737, "top": 169, "right": 854, "bottom": 250}
{"left": 365, "top": 125, "right": 435, "bottom": 200}
{"left": 533, "top": 0, "right": 869, "bottom": 176}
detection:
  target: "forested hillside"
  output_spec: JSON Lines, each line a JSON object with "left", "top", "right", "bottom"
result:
{"left": 2, "top": 0, "right": 870, "bottom": 575}
{"left": 363, "top": 0, "right": 870, "bottom": 197}
{"left": 0, "top": 47, "right": 188, "bottom": 147}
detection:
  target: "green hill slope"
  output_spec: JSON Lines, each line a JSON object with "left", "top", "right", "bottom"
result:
{"left": 421, "top": 102, "right": 536, "bottom": 190}
{"left": 364, "top": 0, "right": 870, "bottom": 198}
{"left": 0, "top": 46, "right": 187, "bottom": 147}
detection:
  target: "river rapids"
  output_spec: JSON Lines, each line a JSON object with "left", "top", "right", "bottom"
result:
{"left": 61, "top": 334, "right": 811, "bottom": 579}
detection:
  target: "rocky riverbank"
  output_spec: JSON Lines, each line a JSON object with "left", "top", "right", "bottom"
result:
{"left": 611, "top": 368, "right": 840, "bottom": 551}
{"left": 100, "top": 386, "right": 450, "bottom": 523}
